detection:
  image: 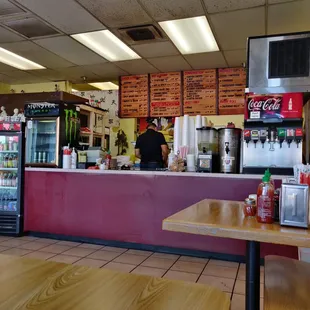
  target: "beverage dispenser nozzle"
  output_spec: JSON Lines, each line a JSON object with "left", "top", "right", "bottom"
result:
{"left": 268, "top": 128, "right": 275, "bottom": 151}
{"left": 243, "top": 130, "right": 251, "bottom": 148}
{"left": 295, "top": 128, "right": 303, "bottom": 149}
{"left": 259, "top": 129, "right": 267, "bottom": 149}
{"left": 286, "top": 129, "right": 295, "bottom": 149}
{"left": 277, "top": 128, "right": 285, "bottom": 149}
{"left": 251, "top": 130, "right": 259, "bottom": 149}
{"left": 225, "top": 142, "right": 230, "bottom": 155}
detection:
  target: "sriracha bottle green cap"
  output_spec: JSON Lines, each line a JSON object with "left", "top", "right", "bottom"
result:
{"left": 262, "top": 169, "right": 270, "bottom": 182}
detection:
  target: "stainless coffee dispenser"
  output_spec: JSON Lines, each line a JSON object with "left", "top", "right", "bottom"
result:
{"left": 196, "top": 127, "right": 219, "bottom": 172}
{"left": 218, "top": 128, "right": 242, "bottom": 173}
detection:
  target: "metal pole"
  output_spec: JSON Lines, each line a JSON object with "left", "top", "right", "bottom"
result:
{"left": 246, "top": 241, "right": 260, "bottom": 310}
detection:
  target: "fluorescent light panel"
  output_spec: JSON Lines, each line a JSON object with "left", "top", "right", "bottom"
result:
{"left": 71, "top": 89, "right": 79, "bottom": 92}
{"left": 71, "top": 30, "right": 140, "bottom": 62}
{"left": 0, "top": 47, "right": 45, "bottom": 70}
{"left": 159, "top": 16, "right": 219, "bottom": 55}
{"left": 89, "top": 82, "right": 119, "bottom": 90}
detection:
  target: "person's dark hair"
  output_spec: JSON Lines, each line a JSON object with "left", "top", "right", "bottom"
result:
{"left": 146, "top": 122, "right": 157, "bottom": 129}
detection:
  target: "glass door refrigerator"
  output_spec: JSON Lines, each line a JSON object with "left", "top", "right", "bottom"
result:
{"left": 0, "top": 122, "right": 25, "bottom": 236}
{"left": 24, "top": 102, "right": 80, "bottom": 168}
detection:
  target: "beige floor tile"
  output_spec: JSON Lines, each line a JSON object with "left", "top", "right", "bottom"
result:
{"left": 62, "top": 247, "right": 97, "bottom": 257}
{"left": 131, "top": 266, "right": 166, "bottom": 277}
{"left": 113, "top": 253, "right": 146, "bottom": 265}
{"left": 203, "top": 264, "right": 237, "bottom": 279}
{"left": 141, "top": 257, "right": 176, "bottom": 269}
{"left": 0, "top": 236, "right": 12, "bottom": 242}
{"left": 48, "top": 254, "right": 80, "bottom": 264}
{"left": 0, "top": 239, "right": 31, "bottom": 247}
{"left": 1, "top": 248, "right": 32, "bottom": 256}
{"left": 18, "top": 236, "right": 38, "bottom": 241}
{"left": 237, "top": 268, "right": 264, "bottom": 283}
{"left": 35, "top": 238, "right": 58, "bottom": 244}
{"left": 23, "top": 251, "right": 56, "bottom": 260}
{"left": 164, "top": 270, "right": 199, "bottom": 283}
{"left": 126, "top": 249, "right": 153, "bottom": 257}
{"left": 87, "top": 250, "right": 121, "bottom": 261}
{"left": 39, "top": 244, "right": 72, "bottom": 254}
{"left": 260, "top": 299, "right": 264, "bottom": 310}
{"left": 103, "top": 262, "right": 136, "bottom": 273}
{"left": 231, "top": 294, "right": 245, "bottom": 310}
{"left": 74, "top": 258, "right": 107, "bottom": 268}
{"left": 0, "top": 245, "right": 10, "bottom": 252}
{"left": 198, "top": 275, "right": 235, "bottom": 293}
{"left": 56, "top": 241, "right": 81, "bottom": 247}
{"left": 171, "top": 260, "right": 206, "bottom": 274}
{"left": 209, "top": 259, "right": 239, "bottom": 268}
{"left": 77, "top": 243, "right": 103, "bottom": 250}
{"left": 19, "top": 241, "right": 51, "bottom": 251}
{"left": 179, "top": 256, "right": 209, "bottom": 264}
{"left": 234, "top": 280, "right": 245, "bottom": 295}
{"left": 151, "top": 253, "right": 180, "bottom": 260}
{"left": 102, "top": 246, "right": 127, "bottom": 253}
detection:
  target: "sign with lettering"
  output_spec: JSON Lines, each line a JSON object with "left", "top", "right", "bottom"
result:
{"left": 150, "top": 72, "right": 182, "bottom": 117}
{"left": 120, "top": 75, "right": 149, "bottom": 118}
{"left": 24, "top": 102, "right": 60, "bottom": 117}
{"left": 218, "top": 68, "right": 246, "bottom": 115}
{"left": 183, "top": 69, "right": 217, "bottom": 115}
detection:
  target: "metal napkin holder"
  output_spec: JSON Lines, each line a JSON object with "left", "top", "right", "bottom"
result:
{"left": 280, "top": 183, "right": 309, "bottom": 228}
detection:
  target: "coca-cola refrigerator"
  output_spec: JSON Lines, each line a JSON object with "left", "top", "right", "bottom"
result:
{"left": 0, "top": 122, "right": 25, "bottom": 236}
{"left": 242, "top": 93, "right": 303, "bottom": 175}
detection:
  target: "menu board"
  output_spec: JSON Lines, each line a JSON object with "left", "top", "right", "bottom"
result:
{"left": 120, "top": 75, "right": 149, "bottom": 118}
{"left": 218, "top": 67, "right": 246, "bottom": 115}
{"left": 183, "top": 69, "right": 217, "bottom": 115}
{"left": 150, "top": 72, "right": 182, "bottom": 117}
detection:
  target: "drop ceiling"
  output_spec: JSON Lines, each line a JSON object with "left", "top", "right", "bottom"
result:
{"left": 0, "top": 0, "right": 308, "bottom": 85}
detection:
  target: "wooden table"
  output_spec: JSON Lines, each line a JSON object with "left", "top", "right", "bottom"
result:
{"left": 0, "top": 254, "right": 230, "bottom": 310}
{"left": 162, "top": 199, "right": 310, "bottom": 310}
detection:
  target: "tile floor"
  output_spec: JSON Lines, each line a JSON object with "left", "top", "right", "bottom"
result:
{"left": 0, "top": 236, "right": 264, "bottom": 310}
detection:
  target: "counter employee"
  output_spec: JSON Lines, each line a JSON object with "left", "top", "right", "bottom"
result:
{"left": 135, "top": 123, "right": 169, "bottom": 170}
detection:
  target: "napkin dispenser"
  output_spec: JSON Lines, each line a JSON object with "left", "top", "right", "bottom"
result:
{"left": 280, "top": 183, "right": 309, "bottom": 228}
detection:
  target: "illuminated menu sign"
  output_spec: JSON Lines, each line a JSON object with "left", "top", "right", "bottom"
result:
{"left": 120, "top": 75, "right": 149, "bottom": 118}
{"left": 183, "top": 69, "right": 217, "bottom": 115}
{"left": 150, "top": 72, "right": 182, "bottom": 117}
{"left": 218, "top": 68, "right": 246, "bottom": 115}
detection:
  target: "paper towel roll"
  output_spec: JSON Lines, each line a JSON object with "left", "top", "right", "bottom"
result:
{"left": 186, "top": 154, "right": 196, "bottom": 172}
{"left": 195, "top": 115, "right": 202, "bottom": 129}
{"left": 202, "top": 116, "right": 207, "bottom": 127}
{"left": 182, "top": 115, "right": 189, "bottom": 146}
{"left": 173, "top": 117, "right": 181, "bottom": 155}
{"left": 63, "top": 155, "right": 71, "bottom": 169}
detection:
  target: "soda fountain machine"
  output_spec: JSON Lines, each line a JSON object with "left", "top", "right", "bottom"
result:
{"left": 242, "top": 93, "right": 303, "bottom": 175}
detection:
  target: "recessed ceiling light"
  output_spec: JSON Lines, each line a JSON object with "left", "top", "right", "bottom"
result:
{"left": 71, "top": 30, "right": 141, "bottom": 62}
{"left": 159, "top": 16, "right": 219, "bottom": 55}
{"left": 71, "top": 89, "right": 79, "bottom": 92}
{"left": 0, "top": 47, "right": 45, "bottom": 70}
{"left": 89, "top": 82, "right": 119, "bottom": 90}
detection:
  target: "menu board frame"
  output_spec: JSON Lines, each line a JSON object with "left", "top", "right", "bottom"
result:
{"left": 183, "top": 69, "right": 218, "bottom": 116}
{"left": 119, "top": 74, "right": 150, "bottom": 118}
{"left": 150, "top": 72, "right": 183, "bottom": 118}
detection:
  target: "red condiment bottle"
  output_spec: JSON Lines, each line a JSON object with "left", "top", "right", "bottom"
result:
{"left": 257, "top": 170, "right": 275, "bottom": 224}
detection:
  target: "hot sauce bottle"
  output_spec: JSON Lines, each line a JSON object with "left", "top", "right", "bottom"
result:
{"left": 257, "top": 170, "right": 275, "bottom": 224}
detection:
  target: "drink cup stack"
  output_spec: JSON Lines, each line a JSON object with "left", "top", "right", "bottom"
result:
{"left": 195, "top": 115, "right": 202, "bottom": 160}
{"left": 182, "top": 115, "right": 190, "bottom": 147}
{"left": 173, "top": 117, "right": 181, "bottom": 155}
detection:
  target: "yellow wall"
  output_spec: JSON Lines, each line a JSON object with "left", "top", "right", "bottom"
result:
{"left": 0, "top": 83, "right": 10, "bottom": 94}
{"left": 207, "top": 114, "right": 244, "bottom": 128}
{"left": 10, "top": 81, "right": 71, "bottom": 93}
{"left": 119, "top": 118, "right": 137, "bottom": 156}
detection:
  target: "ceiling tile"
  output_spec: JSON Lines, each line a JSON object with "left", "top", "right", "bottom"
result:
{"left": 77, "top": 0, "right": 152, "bottom": 28}
{"left": 184, "top": 52, "right": 227, "bottom": 69}
{"left": 83, "top": 63, "right": 129, "bottom": 80}
{"left": 29, "top": 69, "right": 68, "bottom": 81}
{"left": 0, "top": 41, "right": 75, "bottom": 68}
{"left": 132, "top": 41, "right": 179, "bottom": 58}
{"left": 0, "top": 26, "right": 25, "bottom": 43}
{"left": 3, "top": 70, "right": 46, "bottom": 83}
{"left": 115, "top": 59, "right": 159, "bottom": 74}
{"left": 268, "top": 0, "right": 310, "bottom": 34}
{"left": 54, "top": 66, "right": 100, "bottom": 83}
{"left": 223, "top": 49, "right": 246, "bottom": 67}
{"left": 34, "top": 36, "right": 107, "bottom": 66}
{"left": 3, "top": 17, "right": 59, "bottom": 38}
{"left": 210, "top": 7, "right": 265, "bottom": 50}
{"left": 0, "top": 73, "right": 15, "bottom": 84}
{"left": 14, "top": 0, "right": 105, "bottom": 34}
{"left": 147, "top": 55, "right": 191, "bottom": 71}
{"left": 0, "top": 0, "right": 24, "bottom": 15}
{"left": 0, "top": 61, "right": 18, "bottom": 72}
{"left": 268, "top": 0, "right": 296, "bottom": 3}
{"left": 139, "top": 0, "right": 204, "bottom": 21}
{"left": 204, "top": 0, "right": 265, "bottom": 13}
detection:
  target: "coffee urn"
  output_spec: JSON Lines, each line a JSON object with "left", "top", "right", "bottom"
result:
{"left": 218, "top": 128, "right": 242, "bottom": 173}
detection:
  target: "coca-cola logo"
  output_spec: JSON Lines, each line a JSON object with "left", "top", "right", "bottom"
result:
{"left": 248, "top": 97, "right": 281, "bottom": 111}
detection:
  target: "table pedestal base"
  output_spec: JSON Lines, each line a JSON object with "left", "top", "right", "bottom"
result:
{"left": 246, "top": 241, "right": 260, "bottom": 310}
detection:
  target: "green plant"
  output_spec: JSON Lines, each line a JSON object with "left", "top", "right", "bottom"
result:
{"left": 115, "top": 129, "right": 129, "bottom": 155}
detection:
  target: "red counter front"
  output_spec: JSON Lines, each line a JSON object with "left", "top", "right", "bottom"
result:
{"left": 24, "top": 169, "right": 297, "bottom": 259}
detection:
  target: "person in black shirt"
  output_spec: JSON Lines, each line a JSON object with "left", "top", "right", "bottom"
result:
{"left": 135, "top": 123, "right": 168, "bottom": 170}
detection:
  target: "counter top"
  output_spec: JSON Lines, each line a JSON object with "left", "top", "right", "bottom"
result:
{"left": 25, "top": 167, "right": 288, "bottom": 180}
